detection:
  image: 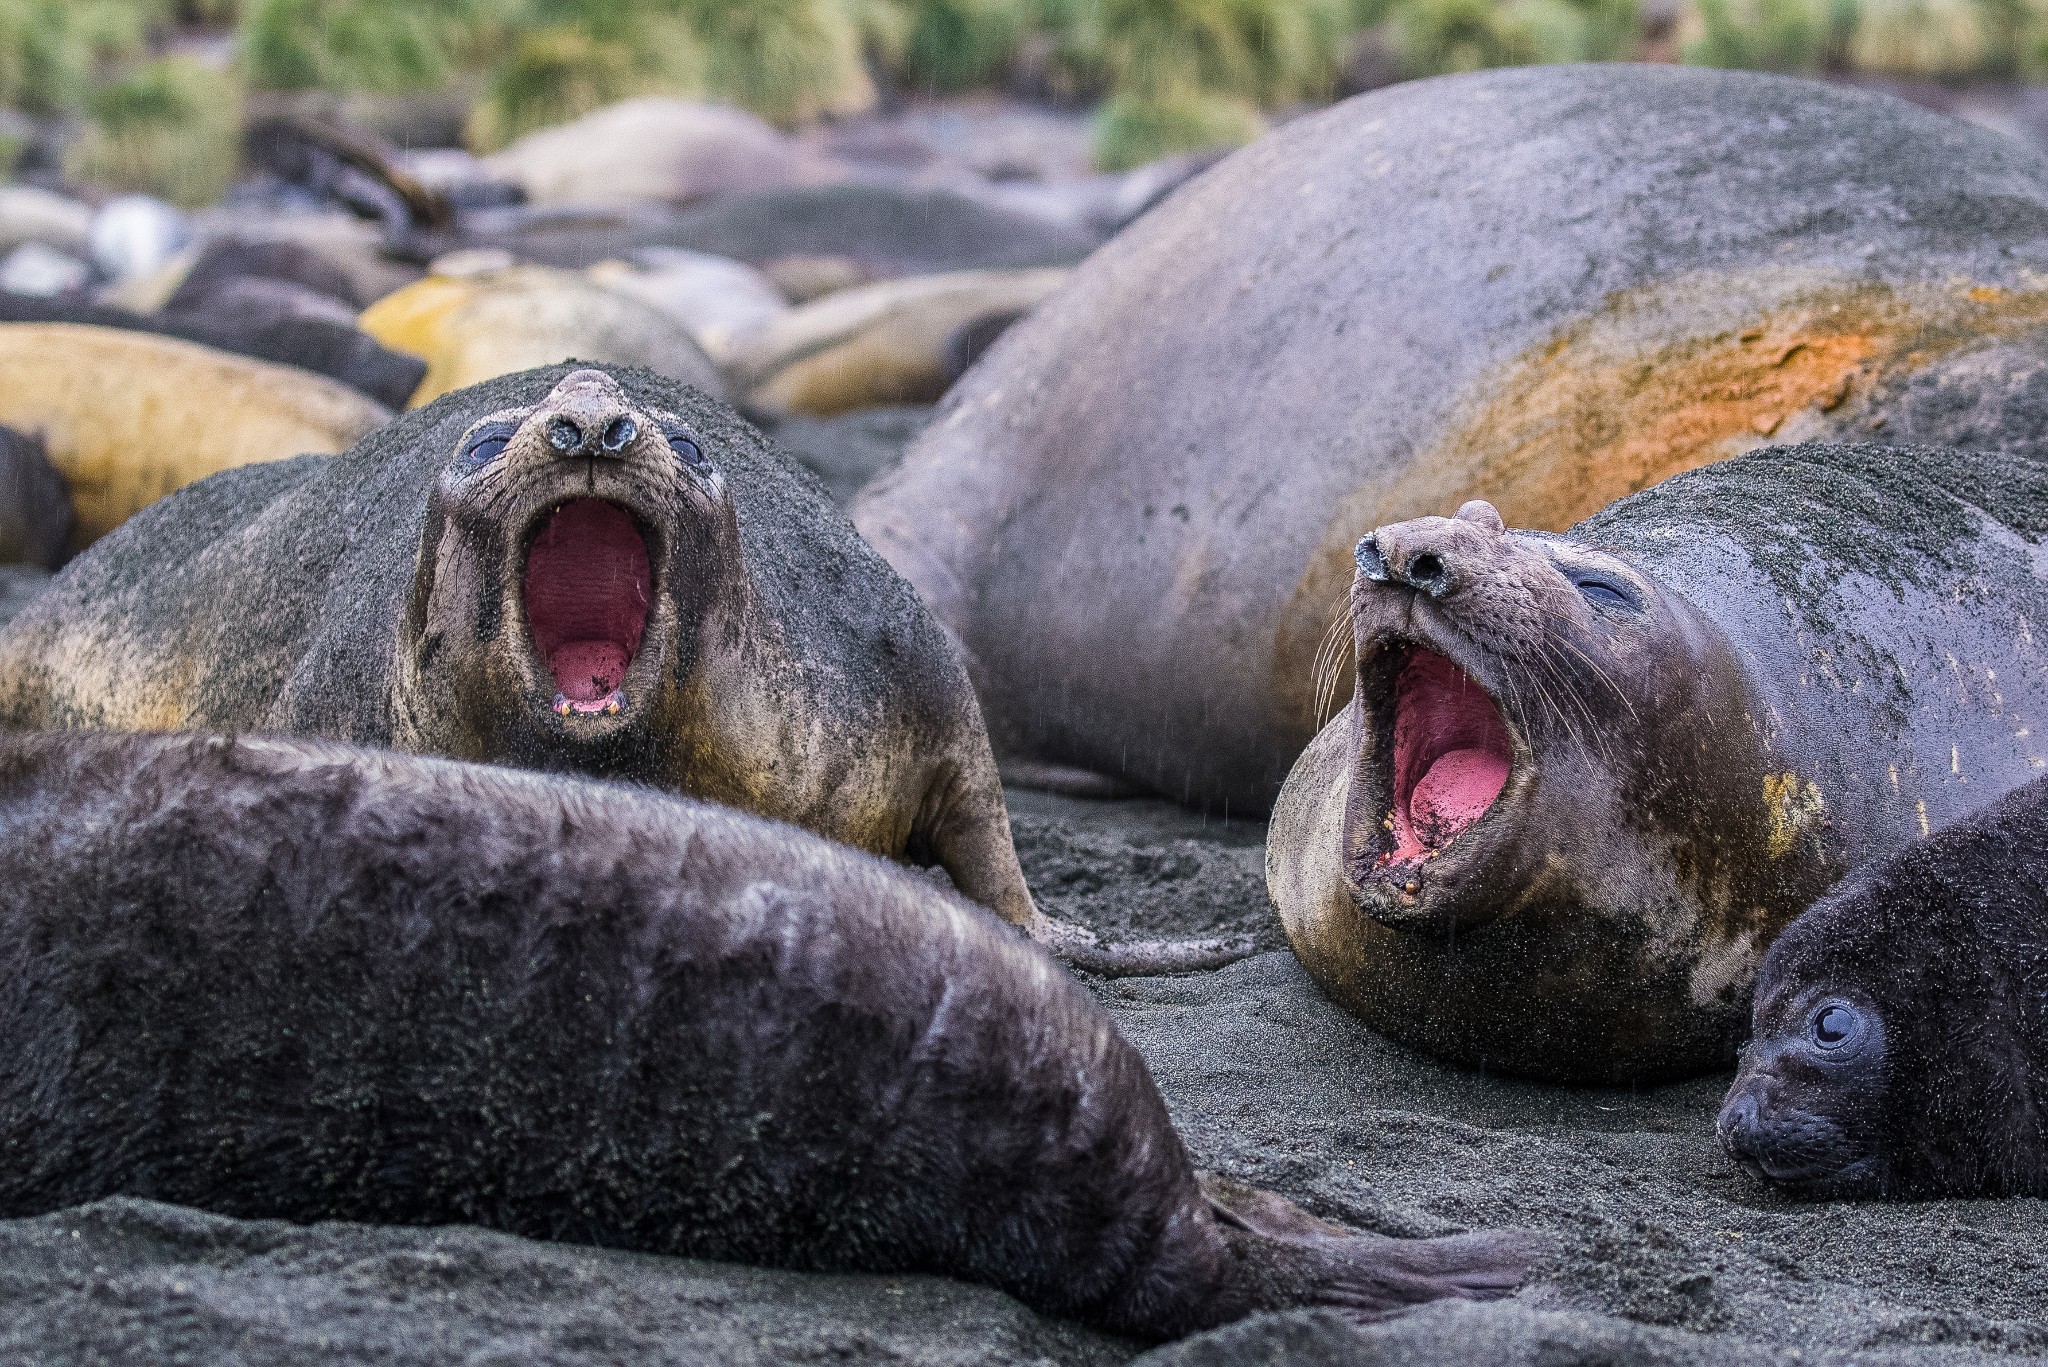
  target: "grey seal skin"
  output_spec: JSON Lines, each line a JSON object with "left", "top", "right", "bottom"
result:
{"left": 0, "top": 730, "right": 1536, "bottom": 1340}
{"left": 1718, "top": 774, "right": 2048, "bottom": 1199}
{"left": 855, "top": 64, "right": 2048, "bottom": 812}
{"left": 0, "top": 364, "right": 1221, "bottom": 971}
{"left": 1269, "top": 442, "right": 2048, "bottom": 1084}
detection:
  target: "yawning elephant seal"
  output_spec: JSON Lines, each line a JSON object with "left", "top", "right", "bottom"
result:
{"left": 1269, "top": 442, "right": 2048, "bottom": 1083}
{"left": 856, "top": 65, "right": 2048, "bottom": 811}
{"left": 0, "top": 366, "right": 1219, "bottom": 969}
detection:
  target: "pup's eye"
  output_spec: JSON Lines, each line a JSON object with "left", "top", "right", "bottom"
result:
{"left": 1571, "top": 574, "right": 1636, "bottom": 610}
{"left": 1812, "top": 1003, "right": 1862, "bottom": 1049}
{"left": 661, "top": 422, "right": 709, "bottom": 472}
{"left": 457, "top": 427, "right": 513, "bottom": 471}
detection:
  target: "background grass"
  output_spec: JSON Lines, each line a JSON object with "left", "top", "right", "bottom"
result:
{"left": 7, "top": 0, "right": 2048, "bottom": 195}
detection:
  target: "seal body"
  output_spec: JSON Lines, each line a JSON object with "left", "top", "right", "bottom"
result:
{"left": 854, "top": 65, "right": 2048, "bottom": 811}
{"left": 0, "top": 730, "right": 1533, "bottom": 1339}
{"left": 0, "top": 366, "right": 1033, "bottom": 933}
{"left": 0, "top": 323, "right": 390, "bottom": 546}
{"left": 357, "top": 265, "right": 725, "bottom": 407}
{"left": 1269, "top": 443, "right": 2048, "bottom": 1083}
{"left": 1719, "top": 774, "right": 2048, "bottom": 1198}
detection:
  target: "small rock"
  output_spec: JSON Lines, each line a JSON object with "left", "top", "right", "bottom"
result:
{"left": 0, "top": 185, "right": 93, "bottom": 256}
{"left": 87, "top": 195, "right": 190, "bottom": 283}
{"left": 0, "top": 243, "right": 90, "bottom": 297}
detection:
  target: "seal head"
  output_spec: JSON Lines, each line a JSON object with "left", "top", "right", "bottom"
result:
{"left": 1273, "top": 499, "right": 1814, "bottom": 1081}
{"left": 1720, "top": 775, "right": 2048, "bottom": 1199}
{"left": 396, "top": 368, "right": 739, "bottom": 780}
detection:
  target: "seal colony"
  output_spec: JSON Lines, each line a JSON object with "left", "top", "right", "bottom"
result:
{"left": 856, "top": 65, "right": 2048, "bottom": 812}
{"left": 0, "top": 730, "right": 1534, "bottom": 1341}
{"left": 1269, "top": 442, "right": 2048, "bottom": 1083}
{"left": 1720, "top": 773, "right": 2048, "bottom": 1199}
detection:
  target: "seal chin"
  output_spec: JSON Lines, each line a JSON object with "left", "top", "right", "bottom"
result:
{"left": 1346, "top": 638, "right": 1520, "bottom": 927}
{"left": 520, "top": 497, "right": 661, "bottom": 728}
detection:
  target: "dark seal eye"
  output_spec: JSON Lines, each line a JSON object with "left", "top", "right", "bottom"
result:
{"left": 1811, "top": 1002, "right": 1863, "bottom": 1050}
{"left": 457, "top": 426, "right": 513, "bottom": 472}
{"left": 1571, "top": 573, "right": 1637, "bottom": 611}
{"left": 661, "top": 422, "right": 710, "bottom": 472}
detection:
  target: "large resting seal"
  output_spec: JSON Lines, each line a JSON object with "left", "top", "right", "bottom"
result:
{"left": 0, "top": 730, "right": 1534, "bottom": 1339}
{"left": 1719, "top": 774, "right": 2048, "bottom": 1199}
{"left": 0, "top": 365, "right": 1124, "bottom": 960}
{"left": 855, "top": 65, "right": 2048, "bottom": 811}
{"left": 1268, "top": 442, "right": 2048, "bottom": 1084}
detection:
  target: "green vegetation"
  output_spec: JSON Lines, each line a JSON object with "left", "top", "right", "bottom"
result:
{"left": 17, "top": 0, "right": 2048, "bottom": 196}
{"left": 67, "top": 54, "right": 241, "bottom": 204}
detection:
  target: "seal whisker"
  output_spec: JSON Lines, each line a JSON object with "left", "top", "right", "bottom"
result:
{"left": 1311, "top": 594, "right": 1355, "bottom": 727}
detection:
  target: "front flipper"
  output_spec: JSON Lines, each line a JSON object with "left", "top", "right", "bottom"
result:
{"left": 1027, "top": 912, "right": 1258, "bottom": 977}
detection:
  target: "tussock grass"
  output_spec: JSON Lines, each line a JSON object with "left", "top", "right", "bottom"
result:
{"left": 66, "top": 54, "right": 241, "bottom": 205}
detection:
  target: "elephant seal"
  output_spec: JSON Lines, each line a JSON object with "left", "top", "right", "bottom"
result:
{"left": 0, "top": 365, "right": 1226, "bottom": 972}
{"left": 1268, "top": 442, "right": 2048, "bottom": 1083}
{"left": 1718, "top": 774, "right": 2048, "bottom": 1198}
{"left": 358, "top": 262, "right": 725, "bottom": 407}
{"left": 0, "top": 729, "right": 1536, "bottom": 1338}
{"left": 0, "top": 323, "right": 389, "bottom": 545}
{"left": 855, "top": 65, "right": 2048, "bottom": 812}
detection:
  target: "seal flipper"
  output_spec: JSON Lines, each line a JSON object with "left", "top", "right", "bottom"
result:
{"left": 1200, "top": 1174, "right": 1544, "bottom": 1322}
{"left": 1029, "top": 913, "right": 1257, "bottom": 977}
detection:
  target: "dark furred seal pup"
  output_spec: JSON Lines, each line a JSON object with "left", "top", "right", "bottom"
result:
{"left": 0, "top": 731, "right": 1535, "bottom": 1338}
{"left": 1269, "top": 442, "right": 2048, "bottom": 1083}
{"left": 0, "top": 365, "right": 1217, "bottom": 971}
{"left": 1719, "top": 775, "right": 2048, "bottom": 1198}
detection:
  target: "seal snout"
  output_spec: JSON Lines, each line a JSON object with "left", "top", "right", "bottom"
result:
{"left": 539, "top": 370, "right": 646, "bottom": 461}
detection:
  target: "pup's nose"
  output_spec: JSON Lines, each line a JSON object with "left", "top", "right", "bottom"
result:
{"left": 1717, "top": 1089, "right": 1764, "bottom": 1162}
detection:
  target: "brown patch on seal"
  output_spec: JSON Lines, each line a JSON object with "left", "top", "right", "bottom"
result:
{"left": 1277, "top": 275, "right": 2048, "bottom": 729}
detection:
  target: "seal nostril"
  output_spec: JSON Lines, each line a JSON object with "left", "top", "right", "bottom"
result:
{"left": 1409, "top": 552, "right": 1451, "bottom": 595}
{"left": 549, "top": 418, "right": 584, "bottom": 453}
{"left": 1355, "top": 536, "right": 1390, "bottom": 581}
{"left": 601, "top": 416, "right": 638, "bottom": 453}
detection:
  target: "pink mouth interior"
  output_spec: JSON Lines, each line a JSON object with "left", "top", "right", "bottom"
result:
{"left": 1385, "top": 648, "right": 1511, "bottom": 864}
{"left": 522, "top": 499, "right": 650, "bottom": 707}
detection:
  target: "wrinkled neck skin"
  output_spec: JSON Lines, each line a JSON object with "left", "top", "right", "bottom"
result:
{"left": 393, "top": 369, "right": 782, "bottom": 797}
{"left": 1272, "top": 503, "right": 1842, "bottom": 1081}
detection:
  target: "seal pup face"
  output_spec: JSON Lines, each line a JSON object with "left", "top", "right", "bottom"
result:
{"left": 1342, "top": 498, "right": 1781, "bottom": 945}
{"left": 1719, "top": 980, "right": 1892, "bottom": 1197}
{"left": 398, "top": 368, "right": 742, "bottom": 774}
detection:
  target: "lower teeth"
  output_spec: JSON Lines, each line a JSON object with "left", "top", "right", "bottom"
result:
{"left": 553, "top": 690, "right": 626, "bottom": 717}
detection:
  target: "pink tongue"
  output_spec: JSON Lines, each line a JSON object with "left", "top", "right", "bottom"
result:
{"left": 1410, "top": 748, "right": 1510, "bottom": 846}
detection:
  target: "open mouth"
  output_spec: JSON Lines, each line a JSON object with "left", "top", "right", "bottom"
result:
{"left": 1377, "top": 646, "right": 1511, "bottom": 867}
{"left": 521, "top": 499, "right": 651, "bottom": 715}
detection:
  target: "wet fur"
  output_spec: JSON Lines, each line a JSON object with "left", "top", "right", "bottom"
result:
{"left": 0, "top": 731, "right": 1534, "bottom": 1339}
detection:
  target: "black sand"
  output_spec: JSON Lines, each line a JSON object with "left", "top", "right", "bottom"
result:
{"left": 7, "top": 791, "right": 2046, "bottom": 1364}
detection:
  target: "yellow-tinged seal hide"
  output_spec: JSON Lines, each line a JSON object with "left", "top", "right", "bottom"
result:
{"left": 359, "top": 264, "right": 725, "bottom": 408}
{"left": 0, "top": 323, "right": 389, "bottom": 545}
